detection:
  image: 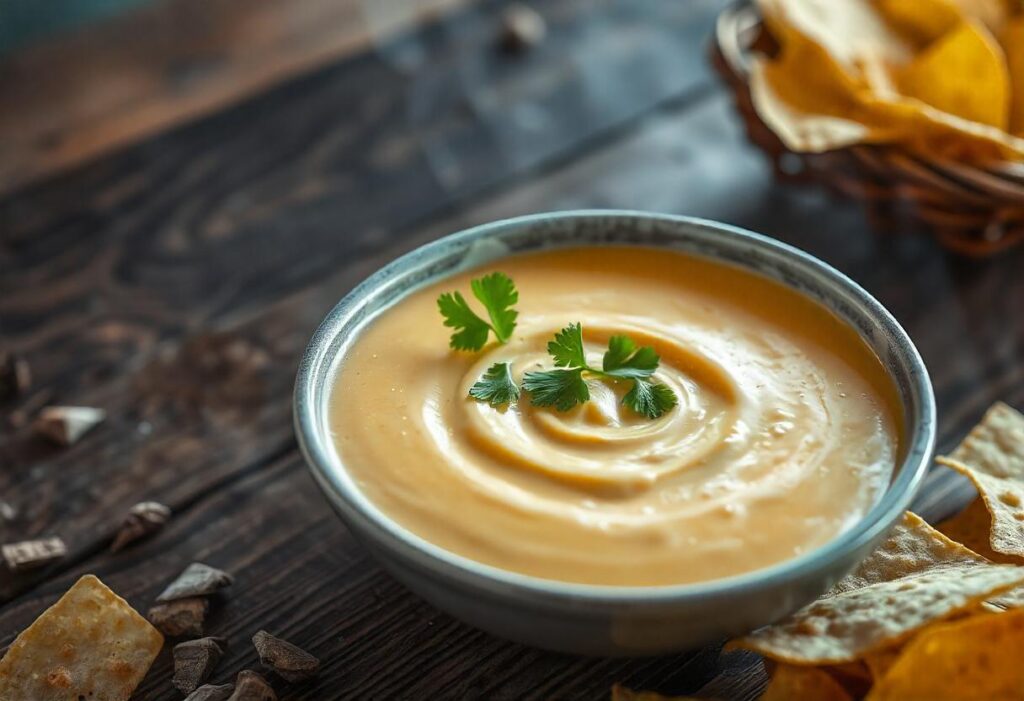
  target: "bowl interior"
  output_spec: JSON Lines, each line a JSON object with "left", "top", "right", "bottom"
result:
{"left": 294, "top": 210, "right": 936, "bottom": 603}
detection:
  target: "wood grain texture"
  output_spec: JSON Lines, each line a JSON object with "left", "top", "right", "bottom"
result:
{"left": 1, "top": 0, "right": 1022, "bottom": 698}
{"left": 0, "top": 0, "right": 469, "bottom": 196}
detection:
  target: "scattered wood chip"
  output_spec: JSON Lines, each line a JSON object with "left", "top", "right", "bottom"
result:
{"left": 2, "top": 537, "right": 66, "bottom": 571}
{"left": 148, "top": 597, "right": 209, "bottom": 637}
{"left": 110, "top": 501, "right": 172, "bottom": 552}
{"left": 32, "top": 405, "right": 106, "bottom": 446}
{"left": 157, "top": 562, "right": 234, "bottom": 602}
{"left": 499, "top": 3, "right": 546, "bottom": 52}
{"left": 0, "top": 499, "right": 17, "bottom": 522}
{"left": 228, "top": 670, "right": 277, "bottom": 701}
{"left": 0, "top": 574, "right": 163, "bottom": 701}
{"left": 173, "top": 636, "right": 227, "bottom": 694}
{"left": 0, "top": 352, "right": 31, "bottom": 402}
{"left": 252, "top": 630, "right": 320, "bottom": 682}
{"left": 186, "top": 684, "right": 236, "bottom": 701}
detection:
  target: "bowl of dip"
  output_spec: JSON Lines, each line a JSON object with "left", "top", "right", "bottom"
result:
{"left": 294, "top": 211, "right": 935, "bottom": 655}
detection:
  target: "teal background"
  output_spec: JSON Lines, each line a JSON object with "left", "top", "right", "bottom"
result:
{"left": 0, "top": 0, "right": 151, "bottom": 55}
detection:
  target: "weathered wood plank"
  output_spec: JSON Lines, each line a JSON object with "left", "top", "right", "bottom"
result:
{"left": 0, "top": 0, "right": 471, "bottom": 195}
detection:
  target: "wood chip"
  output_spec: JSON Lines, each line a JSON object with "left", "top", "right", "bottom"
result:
{"left": 157, "top": 562, "right": 234, "bottom": 602}
{"left": 252, "top": 630, "right": 320, "bottom": 682}
{"left": 173, "top": 637, "right": 227, "bottom": 694}
{"left": 0, "top": 352, "right": 31, "bottom": 402}
{"left": 32, "top": 406, "right": 106, "bottom": 446}
{"left": 110, "top": 501, "right": 172, "bottom": 552}
{"left": 228, "top": 670, "right": 277, "bottom": 701}
{"left": 499, "top": 3, "right": 546, "bottom": 52}
{"left": 148, "top": 597, "right": 209, "bottom": 637}
{"left": 2, "top": 537, "right": 66, "bottom": 571}
{"left": 185, "top": 684, "right": 235, "bottom": 701}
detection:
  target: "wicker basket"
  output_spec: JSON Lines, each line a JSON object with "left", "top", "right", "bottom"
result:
{"left": 711, "top": 3, "right": 1024, "bottom": 256}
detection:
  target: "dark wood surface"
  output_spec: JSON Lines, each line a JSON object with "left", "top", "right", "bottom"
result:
{"left": 1, "top": 0, "right": 1021, "bottom": 698}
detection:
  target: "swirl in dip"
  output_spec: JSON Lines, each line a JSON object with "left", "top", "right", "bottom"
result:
{"left": 330, "top": 247, "right": 901, "bottom": 586}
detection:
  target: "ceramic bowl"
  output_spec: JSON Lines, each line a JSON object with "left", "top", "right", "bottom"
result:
{"left": 294, "top": 211, "right": 935, "bottom": 656}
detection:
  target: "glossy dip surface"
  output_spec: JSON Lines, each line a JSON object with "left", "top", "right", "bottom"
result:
{"left": 329, "top": 246, "right": 901, "bottom": 586}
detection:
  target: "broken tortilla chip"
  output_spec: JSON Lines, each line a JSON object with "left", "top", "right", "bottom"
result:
{"left": 872, "top": 0, "right": 964, "bottom": 46}
{"left": 729, "top": 561, "right": 1024, "bottom": 664}
{"left": 865, "top": 608, "right": 1024, "bottom": 700}
{"left": 759, "top": 665, "right": 852, "bottom": 701}
{"left": 895, "top": 20, "right": 1010, "bottom": 129}
{"left": 937, "top": 402, "right": 1024, "bottom": 560}
{"left": 938, "top": 497, "right": 1022, "bottom": 565}
{"left": 0, "top": 574, "right": 163, "bottom": 701}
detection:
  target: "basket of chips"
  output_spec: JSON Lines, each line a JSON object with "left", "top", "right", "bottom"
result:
{"left": 712, "top": 0, "right": 1024, "bottom": 256}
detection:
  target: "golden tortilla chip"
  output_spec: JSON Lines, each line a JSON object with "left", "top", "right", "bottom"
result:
{"left": 749, "top": 16, "right": 1024, "bottom": 161}
{"left": 873, "top": 0, "right": 964, "bottom": 46}
{"left": 759, "top": 665, "right": 852, "bottom": 701}
{"left": 0, "top": 574, "right": 163, "bottom": 701}
{"left": 865, "top": 608, "right": 1024, "bottom": 700}
{"left": 938, "top": 497, "right": 1022, "bottom": 565}
{"left": 610, "top": 684, "right": 705, "bottom": 701}
{"left": 1003, "top": 17, "right": 1024, "bottom": 136}
{"left": 729, "top": 560, "right": 1024, "bottom": 663}
{"left": 895, "top": 20, "right": 1010, "bottom": 129}
{"left": 937, "top": 402, "right": 1024, "bottom": 559}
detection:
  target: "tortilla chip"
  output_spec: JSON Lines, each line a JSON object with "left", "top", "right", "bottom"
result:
{"left": 0, "top": 574, "right": 163, "bottom": 701}
{"left": 610, "top": 684, "right": 705, "bottom": 701}
{"left": 759, "top": 665, "right": 852, "bottom": 701}
{"left": 862, "top": 644, "right": 904, "bottom": 682}
{"left": 1003, "top": 17, "right": 1024, "bottom": 135}
{"left": 865, "top": 608, "right": 1024, "bottom": 700}
{"left": 937, "top": 402, "right": 1024, "bottom": 559}
{"left": 830, "top": 511, "right": 989, "bottom": 594}
{"left": 895, "top": 21, "right": 1010, "bottom": 129}
{"left": 938, "top": 497, "right": 1022, "bottom": 565}
{"left": 729, "top": 562, "right": 1024, "bottom": 664}
{"left": 749, "top": 15, "right": 1024, "bottom": 161}
{"left": 873, "top": 0, "right": 964, "bottom": 46}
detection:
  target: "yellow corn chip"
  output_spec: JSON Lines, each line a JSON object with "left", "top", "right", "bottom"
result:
{"left": 0, "top": 574, "right": 163, "bottom": 701}
{"left": 873, "top": 0, "right": 964, "bottom": 46}
{"left": 896, "top": 20, "right": 1011, "bottom": 129}
{"left": 937, "top": 402, "right": 1024, "bottom": 559}
{"left": 865, "top": 608, "right": 1024, "bottom": 700}
{"left": 759, "top": 665, "right": 852, "bottom": 701}
{"left": 1003, "top": 17, "right": 1024, "bottom": 135}
{"left": 729, "top": 559, "right": 1024, "bottom": 663}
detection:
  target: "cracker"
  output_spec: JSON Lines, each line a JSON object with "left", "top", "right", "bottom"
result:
{"left": 0, "top": 574, "right": 163, "bottom": 700}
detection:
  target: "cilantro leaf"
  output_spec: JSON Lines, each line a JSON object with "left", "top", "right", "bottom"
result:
{"left": 470, "top": 272, "right": 518, "bottom": 343}
{"left": 438, "top": 291, "right": 493, "bottom": 351}
{"left": 522, "top": 368, "right": 589, "bottom": 412}
{"left": 623, "top": 379, "right": 677, "bottom": 419}
{"left": 547, "top": 323, "right": 587, "bottom": 368}
{"left": 601, "top": 335, "right": 659, "bottom": 378}
{"left": 468, "top": 362, "right": 520, "bottom": 407}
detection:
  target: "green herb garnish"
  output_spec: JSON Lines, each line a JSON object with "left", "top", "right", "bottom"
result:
{"left": 437, "top": 272, "right": 518, "bottom": 351}
{"left": 522, "top": 323, "right": 677, "bottom": 419}
{"left": 468, "top": 362, "right": 521, "bottom": 407}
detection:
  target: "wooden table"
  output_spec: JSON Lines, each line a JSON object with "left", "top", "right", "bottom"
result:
{"left": 1, "top": 0, "right": 1021, "bottom": 698}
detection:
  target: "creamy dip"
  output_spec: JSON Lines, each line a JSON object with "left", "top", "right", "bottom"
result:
{"left": 330, "top": 247, "right": 901, "bottom": 586}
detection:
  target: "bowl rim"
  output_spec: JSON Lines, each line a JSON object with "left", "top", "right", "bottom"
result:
{"left": 294, "top": 210, "right": 936, "bottom": 607}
